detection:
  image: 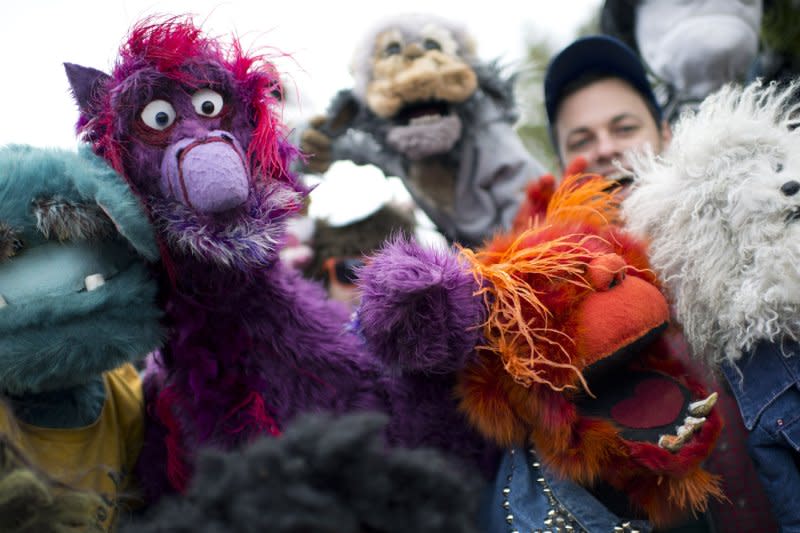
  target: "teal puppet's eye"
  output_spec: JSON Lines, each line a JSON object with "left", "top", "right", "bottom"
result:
{"left": 141, "top": 99, "right": 176, "bottom": 131}
{"left": 192, "top": 88, "right": 224, "bottom": 118}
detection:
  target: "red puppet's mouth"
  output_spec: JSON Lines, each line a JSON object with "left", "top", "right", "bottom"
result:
{"left": 576, "top": 330, "right": 718, "bottom": 453}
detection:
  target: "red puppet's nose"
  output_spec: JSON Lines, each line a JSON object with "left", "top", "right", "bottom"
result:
{"left": 586, "top": 253, "right": 627, "bottom": 291}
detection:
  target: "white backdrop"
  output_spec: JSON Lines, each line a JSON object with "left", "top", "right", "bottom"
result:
{"left": 1, "top": 0, "right": 600, "bottom": 223}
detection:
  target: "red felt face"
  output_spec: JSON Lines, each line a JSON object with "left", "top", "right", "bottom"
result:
{"left": 458, "top": 175, "right": 722, "bottom": 527}
{"left": 479, "top": 221, "right": 668, "bottom": 391}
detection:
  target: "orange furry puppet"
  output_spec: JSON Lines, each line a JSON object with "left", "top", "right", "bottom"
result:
{"left": 459, "top": 174, "right": 723, "bottom": 528}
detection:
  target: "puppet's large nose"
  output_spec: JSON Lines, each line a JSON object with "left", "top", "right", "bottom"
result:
{"left": 160, "top": 132, "right": 250, "bottom": 213}
{"left": 586, "top": 253, "right": 627, "bottom": 291}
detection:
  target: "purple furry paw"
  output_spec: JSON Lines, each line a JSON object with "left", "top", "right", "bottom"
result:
{"left": 357, "top": 238, "right": 484, "bottom": 373}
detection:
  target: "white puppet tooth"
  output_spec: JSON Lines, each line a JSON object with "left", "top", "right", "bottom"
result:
{"left": 688, "top": 392, "right": 718, "bottom": 416}
{"left": 659, "top": 434, "right": 682, "bottom": 452}
{"left": 684, "top": 416, "right": 706, "bottom": 426}
{"left": 85, "top": 274, "right": 106, "bottom": 292}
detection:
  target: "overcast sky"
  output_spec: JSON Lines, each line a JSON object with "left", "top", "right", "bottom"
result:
{"left": 2, "top": 0, "right": 600, "bottom": 149}
{"left": 2, "top": 1, "right": 600, "bottom": 224}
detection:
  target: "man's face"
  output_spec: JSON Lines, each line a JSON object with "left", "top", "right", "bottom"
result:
{"left": 555, "top": 78, "right": 671, "bottom": 179}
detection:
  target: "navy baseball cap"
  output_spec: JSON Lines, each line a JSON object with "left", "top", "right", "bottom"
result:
{"left": 544, "top": 35, "right": 662, "bottom": 128}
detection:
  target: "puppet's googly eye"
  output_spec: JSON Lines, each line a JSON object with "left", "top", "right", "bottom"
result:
{"left": 384, "top": 42, "right": 402, "bottom": 56}
{"left": 423, "top": 38, "right": 442, "bottom": 51}
{"left": 141, "top": 100, "right": 176, "bottom": 130}
{"left": 192, "top": 89, "right": 225, "bottom": 118}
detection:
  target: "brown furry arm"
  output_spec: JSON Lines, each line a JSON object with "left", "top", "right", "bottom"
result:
{"left": 32, "top": 199, "right": 115, "bottom": 242}
{"left": 0, "top": 436, "right": 104, "bottom": 533}
{"left": 0, "top": 223, "right": 21, "bottom": 261}
{"left": 457, "top": 352, "right": 531, "bottom": 447}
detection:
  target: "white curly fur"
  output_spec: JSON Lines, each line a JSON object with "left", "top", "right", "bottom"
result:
{"left": 624, "top": 80, "right": 800, "bottom": 365}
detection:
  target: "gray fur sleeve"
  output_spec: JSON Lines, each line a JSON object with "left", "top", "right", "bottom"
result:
{"left": 331, "top": 130, "right": 406, "bottom": 178}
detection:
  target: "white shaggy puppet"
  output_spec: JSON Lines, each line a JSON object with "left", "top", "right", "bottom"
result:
{"left": 623, "top": 79, "right": 800, "bottom": 528}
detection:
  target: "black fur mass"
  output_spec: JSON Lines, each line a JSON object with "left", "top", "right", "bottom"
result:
{"left": 123, "top": 413, "right": 482, "bottom": 533}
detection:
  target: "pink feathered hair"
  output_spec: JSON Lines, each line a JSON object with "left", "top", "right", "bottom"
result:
{"left": 77, "top": 15, "right": 297, "bottom": 187}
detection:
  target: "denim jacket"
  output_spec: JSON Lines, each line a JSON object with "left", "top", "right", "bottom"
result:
{"left": 722, "top": 339, "right": 800, "bottom": 532}
{"left": 481, "top": 447, "right": 652, "bottom": 533}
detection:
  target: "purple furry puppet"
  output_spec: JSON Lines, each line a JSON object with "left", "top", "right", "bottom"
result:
{"left": 64, "top": 16, "right": 495, "bottom": 502}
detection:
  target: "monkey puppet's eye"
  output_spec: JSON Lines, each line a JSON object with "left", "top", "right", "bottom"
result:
{"left": 141, "top": 99, "right": 177, "bottom": 130}
{"left": 192, "top": 89, "right": 225, "bottom": 118}
{"left": 423, "top": 38, "right": 442, "bottom": 51}
{"left": 384, "top": 42, "right": 402, "bottom": 56}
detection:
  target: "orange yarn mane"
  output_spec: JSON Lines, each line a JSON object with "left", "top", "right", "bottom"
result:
{"left": 459, "top": 174, "right": 620, "bottom": 391}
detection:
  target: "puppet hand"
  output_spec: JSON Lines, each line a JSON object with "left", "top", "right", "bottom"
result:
{"left": 511, "top": 173, "right": 557, "bottom": 231}
{"left": 562, "top": 156, "right": 588, "bottom": 178}
{"left": 511, "top": 157, "right": 589, "bottom": 231}
{"left": 0, "top": 439, "right": 102, "bottom": 533}
{"left": 299, "top": 115, "right": 333, "bottom": 174}
{"left": 357, "top": 238, "right": 484, "bottom": 374}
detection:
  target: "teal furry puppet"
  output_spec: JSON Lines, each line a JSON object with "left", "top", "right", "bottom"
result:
{"left": 0, "top": 145, "right": 162, "bottom": 531}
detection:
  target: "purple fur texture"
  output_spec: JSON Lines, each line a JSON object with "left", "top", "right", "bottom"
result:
{"left": 138, "top": 258, "right": 499, "bottom": 499}
{"left": 138, "top": 262, "right": 391, "bottom": 499}
{"left": 148, "top": 180, "right": 302, "bottom": 270}
{"left": 358, "top": 238, "right": 485, "bottom": 374}
{"left": 66, "top": 18, "right": 500, "bottom": 503}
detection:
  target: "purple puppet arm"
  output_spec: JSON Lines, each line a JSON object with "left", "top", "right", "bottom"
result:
{"left": 357, "top": 238, "right": 485, "bottom": 374}
{"left": 357, "top": 238, "right": 500, "bottom": 478}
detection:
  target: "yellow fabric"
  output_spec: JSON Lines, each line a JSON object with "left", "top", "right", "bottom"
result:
{"left": 0, "top": 364, "right": 144, "bottom": 532}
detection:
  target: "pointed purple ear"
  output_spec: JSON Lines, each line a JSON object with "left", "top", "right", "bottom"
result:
{"left": 64, "top": 62, "right": 110, "bottom": 112}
